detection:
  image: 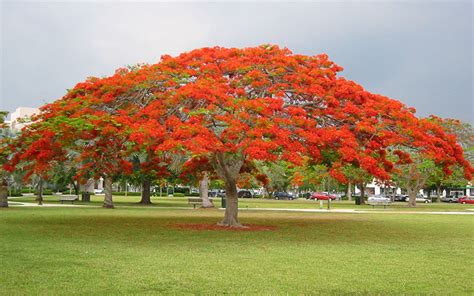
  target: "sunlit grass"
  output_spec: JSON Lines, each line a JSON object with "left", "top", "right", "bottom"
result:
{"left": 0, "top": 207, "right": 473, "bottom": 295}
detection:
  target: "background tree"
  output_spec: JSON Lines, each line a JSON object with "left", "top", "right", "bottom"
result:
{"left": 0, "top": 111, "right": 10, "bottom": 207}
{"left": 393, "top": 156, "right": 436, "bottom": 207}
{"left": 5, "top": 123, "right": 66, "bottom": 205}
{"left": 180, "top": 156, "right": 216, "bottom": 208}
{"left": 342, "top": 164, "right": 373, "bottom": 204}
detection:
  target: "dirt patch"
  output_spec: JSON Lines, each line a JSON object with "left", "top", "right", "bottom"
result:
{"left": 169, "top": 223, "right": 277, "bottom": 231}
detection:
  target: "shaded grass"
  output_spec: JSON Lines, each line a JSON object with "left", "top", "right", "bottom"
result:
{"left": 0, "top": 207, "right": 473, "bottom": 295}
{"left": 10, "top": 194, "right": 474, "bottom": 212}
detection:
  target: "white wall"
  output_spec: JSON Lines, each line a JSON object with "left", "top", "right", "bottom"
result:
{"left": 9, "top": 107, "right": 40, "bottom": 132}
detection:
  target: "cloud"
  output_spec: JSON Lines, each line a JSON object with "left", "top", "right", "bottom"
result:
{"left": 1, "top": 1, "right": 472, "bottom": 123}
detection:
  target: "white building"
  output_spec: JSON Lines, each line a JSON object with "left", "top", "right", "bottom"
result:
{"left": 354, "top": 180, "right": 472, "bottom": 197}
{"left": 6, "top": 107, "right": 40, "bottom": 133}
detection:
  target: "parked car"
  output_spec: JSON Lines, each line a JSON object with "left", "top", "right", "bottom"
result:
{"left": 94, "top": 189, "right": 104, "bottom": 195}
{"left": 237, "top": 190, "right": 253, "bottom": 198}
{"left": 458, "top": 196, "right": 474, "bottom": 204}
{"left": 298, "top": 192, "right": 312, "bottom": 199}
{"left": 394, "top": 194, "right": 408, "bottom": 202}
{"left": 308, "top": 192, "right": 337, "bottom": 201}
{"left": 209, "top": 190, "right": 226, "bottom": 198}
{"left": 334, "top": 192, "right": 345, "bottom": 200}
{"left": 414, "top": 194, "right": 431, "bottom": 203}
{"left": 273, "top": 192, "right": 295, "bottom": 200}
{"left": 441, "top": 195, "right": 460, "bottom": 203}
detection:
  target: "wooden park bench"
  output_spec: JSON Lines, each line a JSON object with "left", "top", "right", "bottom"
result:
{"left": 59, "top": 195, "right": 79, "bottom": 204}
{"left": 368, "top": 200, "right": 391, "bottom": 209}
{"left": 188, "top": 198, "right": 203, "bottom": 209}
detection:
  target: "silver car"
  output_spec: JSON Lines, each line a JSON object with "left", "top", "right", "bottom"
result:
{"left": 441, "top": 195, "right": 459, "bottom": 203}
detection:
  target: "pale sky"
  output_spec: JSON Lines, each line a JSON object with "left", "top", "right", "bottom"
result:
{"left": 1, "top": 0, "right": 473, "bottom": 123}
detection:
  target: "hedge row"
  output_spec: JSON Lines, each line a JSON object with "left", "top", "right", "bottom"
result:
{"left": 111, "top": 192, "right": 142, "bottom": 196}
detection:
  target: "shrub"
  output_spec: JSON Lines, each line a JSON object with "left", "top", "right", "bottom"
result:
{"left": 174, "top": 187, "right": 190, "bottom": 195}
{"left": 173, "top": 192, "right": 185, "bottom": 197}
{"left": 113, "top": 192, "right": 142, "bottom": 196}
{"left": 21, "top": 188, "right": 33, "bottom": 193}
{"left": 7, "top": 192, "right": 23, "bottom": 197}
{"left": 35, "top": 190, "right": 53, "bottom": 195}
{"left": 189, "top": 192, "right": 200, "bottom": 197}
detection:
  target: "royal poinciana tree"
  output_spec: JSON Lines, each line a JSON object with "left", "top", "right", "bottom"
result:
{"left": 4, "top": 45, "right": 472, "bottom": 225}
{"left": 131, "top": 46, "right": 472, "bottom": 224}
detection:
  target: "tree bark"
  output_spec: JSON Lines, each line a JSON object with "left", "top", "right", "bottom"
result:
{"left": 199, "top": 172, "right": 214, "bottom": 208}
{"left": 72, "top": 181, "right": 79, "bottom": 195}
{"left": 80, "top": 179, "right": 93, "bottom": 202}
{"left": 81, "top": 192, "right": 90, "bottom": 202}
{"left": 139, "top": 178, "right": 152, "bottom": 204}
{"left": 346, "top": 182, "right": 352, "bottom": 201}
{"left": 103, "top": 176, "right": 114, "bottom": 208}
{"left": 359, "top": 183, "right": 366, "bottom": 205}
{"left": 213, "top": 153, "right": 244, "bottom": 227}
{"left": 0, "top": 176, "right": 8, "bottom": 208}
{"left": 436, "top": 185, "right": 442, "bottom": 203}
{"left": 219, "top": 175, "right": 240, "bottom": 226}
{"left": 407, "top": 189, "right": 417, "bottom": 207}
{"left": 37, "top": 178, "right": 43, "bottom": 206}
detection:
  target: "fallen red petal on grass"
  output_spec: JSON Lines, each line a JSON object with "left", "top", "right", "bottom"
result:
{"left": 169, "top": 223, "right": 277, "bottom": 231}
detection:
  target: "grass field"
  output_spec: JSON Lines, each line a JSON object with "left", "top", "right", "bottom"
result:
{"left": 1, "top": 206, "right": 473, "bottom": 295}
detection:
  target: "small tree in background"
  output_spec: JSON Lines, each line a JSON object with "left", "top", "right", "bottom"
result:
{"left": 0, "top": 111, "right": 10, "bottom": 207}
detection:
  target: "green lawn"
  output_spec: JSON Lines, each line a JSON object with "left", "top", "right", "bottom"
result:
{"left": 1, "top": 206, "right": 473, "bottom": 295}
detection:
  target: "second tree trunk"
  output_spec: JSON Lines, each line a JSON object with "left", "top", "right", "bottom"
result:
{"left": 103, "top": 176, "right": 114, "bottom": 208}
{"left": 0, "top": 176, "right": 8, "bottom": 208}
{"left": 199, "top": 172, "right": 214, "bottom": 208}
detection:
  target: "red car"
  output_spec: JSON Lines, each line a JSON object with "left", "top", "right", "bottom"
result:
{"left": 458, "top": 196, "right": 474, "bottom": 204}
{"left": 308, "top": 192, "right": 337, "bottom": 201}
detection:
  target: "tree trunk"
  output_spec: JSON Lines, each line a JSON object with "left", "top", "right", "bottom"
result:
{"left": 37, "top": 179, "right": 43, "bottom": 206}
{"left": 103, "top": 176, "right": 113, "bottom": 208}
{"left": 81, "top": 192, "right": 90, "bottom": 202}
{"left": 199, "top": 172, "right": 214, "bottom": 208}
{"left": 219, "top": 176, "right": 241, "bottom": 227}
{"left": 139, "top": 178, "right": 152, "bottom": 204}
{"left": 0, "top": 176, "right": 8, "bottom": 208}
{"left": 72, "top": 181, "right": 79, "bottom": 195}
{"left": 346, "top": 182, "right": 352, "bottom": 201}
{"left": 213, "top": 153, "right": 244, "bottom": 227}
{"left": 436, "top": 185, "right": 442, "bottom": 203}
{"left": 359, "top": 183, "right": 366, "bottom": 205}
{"left": 407, "top": 189, "right": 417, "bottom": 207}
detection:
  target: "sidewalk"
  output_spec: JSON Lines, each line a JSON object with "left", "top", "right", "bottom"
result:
{"left": 237, "top": 207, "right": 474, "bottom": 215}
{"left": 7, "top": 201, "right": 94, "bottom": 208}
